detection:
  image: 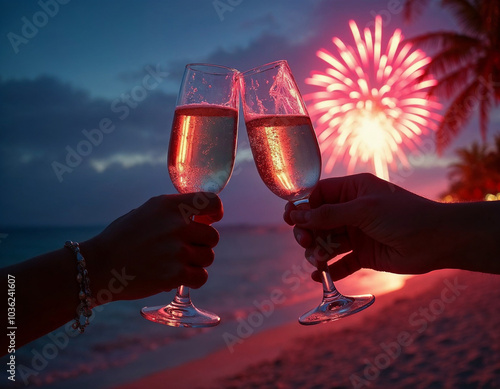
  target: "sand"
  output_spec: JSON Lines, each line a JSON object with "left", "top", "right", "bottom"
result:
{"left": 117, "top": 269, "right": 500, "bottom": 389}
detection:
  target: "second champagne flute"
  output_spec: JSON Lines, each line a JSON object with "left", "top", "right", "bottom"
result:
{"left": 239, "top": 60, "right": 374, "bottom": 325}
{"left": 141, "top": 63, "right": 239, "bottom": 327}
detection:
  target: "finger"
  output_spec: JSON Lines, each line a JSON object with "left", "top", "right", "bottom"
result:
{"left": 157, "top": 245, "right": 212, "bottom": 290}
{"left": 293, "top": 227, "right": 314, "bottom": 248}
{"left": 283, "top": 202, "right": 298, "bottom": 225}
{"left": 308, "top": 173, "right": 380, "bottom": 207}
{"left": 294, "top": 226, "right": 347, "bottom": 248}
{"left": 195, "top": 193, "right": 224, "bottom": 223}
{"left": 194, "top": 214, "right": 217, "bottom": 225}
{"left": 311, "top": 251, "right": 362, "bottom": 282}
{"left": 187, "top": 246, "right": 215, "bottom": 268}
{"left": 290, "top": 200, "right": 365, "bottom": 230}
{"left": 174, "top": 192, "right": 224, "bottom": 224}
{"left": 304, "top": 233, "right": 352, "bottom": 266}
{"left": 181, "top": 267, "right": 209, "bottom": 289}
{"left": 309, "top": 176, "right": 358, "bottom": 207}
{"left": 188, "top": 223, "right": 220, "bottom": 247}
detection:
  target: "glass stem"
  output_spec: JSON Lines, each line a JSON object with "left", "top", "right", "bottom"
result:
{"left": 293, "top": 197, "right": 341, "bottom": 302}
{"left": 317, "top": 261, "right": 341, "bottom": 301}
{"left": 173, "top": 285, "right": 192, "bottom": 306}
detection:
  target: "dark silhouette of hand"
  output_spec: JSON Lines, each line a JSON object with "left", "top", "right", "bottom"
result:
{"left": 82, "top": 193, "right": 223, "bottom": 299}
{"left": 284, "top": 173, "right": 500, "bottom": 281}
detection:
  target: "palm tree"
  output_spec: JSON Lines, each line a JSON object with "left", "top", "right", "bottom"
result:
{"left": 442, "top": 132, "right": 500, "bottom": 200}
{"left": 403, "top": 0, "right": 500, "bottom": 152}
{"left": 488, "top": 131, "right": 500, "bottom": 172}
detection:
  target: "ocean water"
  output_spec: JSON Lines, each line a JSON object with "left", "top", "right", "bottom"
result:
{"left": 0, "top": 225, "right": 410, "bottom": 388}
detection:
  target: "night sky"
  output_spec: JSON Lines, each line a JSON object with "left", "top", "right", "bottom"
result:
{"left": 1, "top": 0, "right": 497, "bottom": 227}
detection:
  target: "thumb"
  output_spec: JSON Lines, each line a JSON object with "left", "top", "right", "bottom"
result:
{"left": 312, "top": 252, "right": 362, "bottom": 282}
{"left": 290, "top": 200, "right": 364, "bottom": 230}
{"left": 191, "top": 193, "right": 224, "bottom": 224}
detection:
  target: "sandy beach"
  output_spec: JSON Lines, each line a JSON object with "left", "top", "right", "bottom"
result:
{"left": 117, "top": 269, "right": 500, "bottom": 389}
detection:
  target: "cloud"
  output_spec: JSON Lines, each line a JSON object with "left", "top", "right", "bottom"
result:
{"left": 89, "top": 152, "right": 166, "bottom": 173}
{"left": 0, "top": 75, "right": 179, "bottom": 225}
{"left": 408, "top": 154, "right": 457, "bottom": 169}
{"left": 0, "top": 74, "right": 175, "bottom": 160}
{"left": 0, "top": 74, "right": 277, "bottom": 227}
{"left": 235, "top": 146, "right": 253, "bottom": 164}
{"left": 239, "top": 13, "right": 279, "bottom": 31}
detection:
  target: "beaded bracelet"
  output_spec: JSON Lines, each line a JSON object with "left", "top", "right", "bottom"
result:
{"left": 64, "top": 241, "right": 94, "bottom": 333}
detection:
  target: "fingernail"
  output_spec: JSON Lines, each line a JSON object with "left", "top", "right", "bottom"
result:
{"left": 295, "top": 233, "right": 302, "bottom": 244}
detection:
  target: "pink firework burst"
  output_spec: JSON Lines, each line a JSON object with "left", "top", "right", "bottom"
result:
{"left": 305, "top": 15, "right": 442, "bottom": 180}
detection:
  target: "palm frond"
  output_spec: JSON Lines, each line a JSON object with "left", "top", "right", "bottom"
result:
{"left": 436, "top": 80, "right": 480, "bottom": 152}
{"left": 404, "top": 31, "right": 481, "bottom": 52}
{"left": 494, "top": 133, "right": 500, "bottom": 154}
{"left": 479, "top": 53, "right": 500, "bottom": 103}
{"left": 441, "top": 0, "right": 483, "bottom": 36}
{"left": 403, "top": 0, "right": 498, "bottom": 153}
{"left": 490, "top": 133, "right": 500, "bottom": 171}
{"left": 447, "top": 140, "right": 490, "bottom": 180}
{"left": 479, "top": 87, "right": 492, "bottom": 141}
{"left": 427, "top": 62, "right": 477, "bottom": 98}
{"left": 424, "top": 45, "right": 482, "bottom": 80}
{"left": 479, "top": 0, "right": 500, "bottom": 40}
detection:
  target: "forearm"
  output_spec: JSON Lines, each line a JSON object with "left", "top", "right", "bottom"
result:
{"left": 1, "top": 248, "right": 78, "bottom": 351}
{"left": 439, "top": 201, "right": 500, "bottom": 274}
{"left": 1, "top": 240, "right": 108, "bottom": 352}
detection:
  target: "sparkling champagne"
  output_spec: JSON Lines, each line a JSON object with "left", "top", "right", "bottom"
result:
{"left": 168, "top": 104, "right": 238, "bottom": 194}
{"left": 245, "top": 114, "right": 321, "bottom": 202}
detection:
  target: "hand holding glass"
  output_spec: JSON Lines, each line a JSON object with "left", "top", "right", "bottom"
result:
{"left": 239, "top": 60, "right": 374, "bottom": 325}
{"left": 141, "top": 63, "right": 239, "bottom": 327}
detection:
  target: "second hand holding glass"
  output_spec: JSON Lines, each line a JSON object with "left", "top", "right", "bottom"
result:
{"left": 239, "top": 60, "right": 374, "bottom": 325}
{"left": 141, "top": 63, "right": 239, "bottom": 328}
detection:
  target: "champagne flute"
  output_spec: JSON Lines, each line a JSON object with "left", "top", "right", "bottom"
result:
{"left": 141, "top": 63, "right": 239, "bottom": 327}
{"left": 239, "top": 60, "right": 374, "bottom": 325}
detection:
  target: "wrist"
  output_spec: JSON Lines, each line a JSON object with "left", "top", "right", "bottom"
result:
{"left": 437, "top": 201, "right": 500, "bottom": 273}
{"left": 79, "top": 236, "right": 111, "bottom": 306}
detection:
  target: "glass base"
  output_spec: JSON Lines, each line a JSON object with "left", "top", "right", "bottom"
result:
{"left": 141, "top": 303, "right": 221, "bottom": 328}
{"left": 299, "top": 294, "right": 375, "bottom": 325}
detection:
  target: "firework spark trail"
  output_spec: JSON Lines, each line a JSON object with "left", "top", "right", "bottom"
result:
{"left": 305, "top": 15, "right": 441, "bottom": 180}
